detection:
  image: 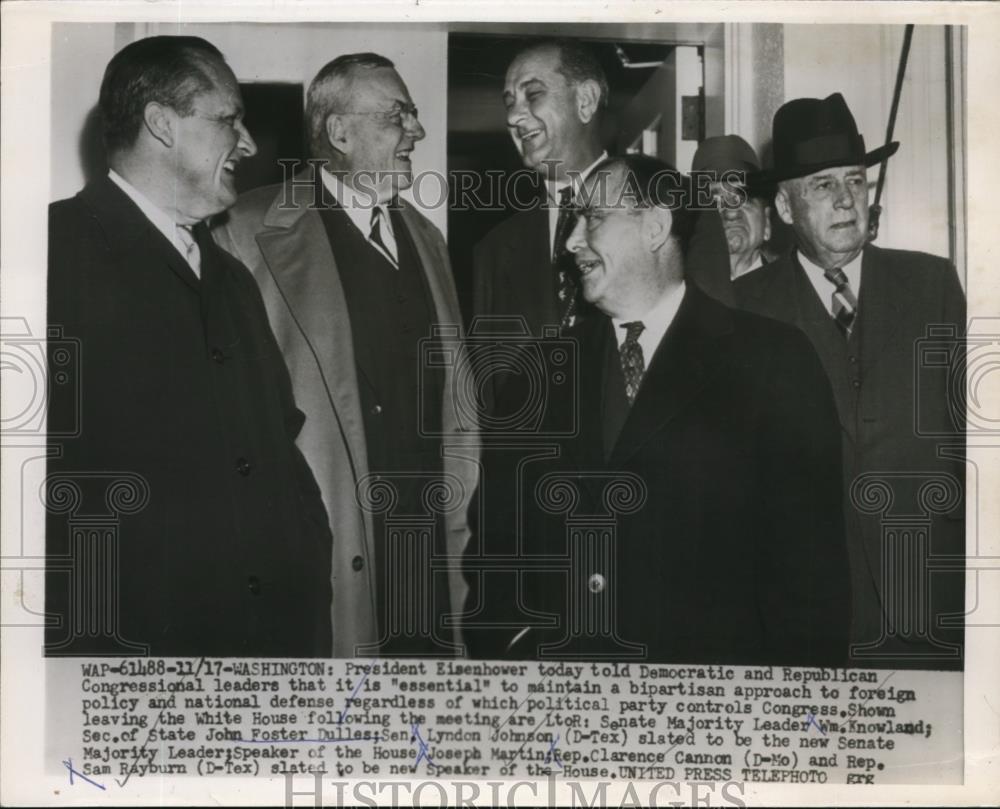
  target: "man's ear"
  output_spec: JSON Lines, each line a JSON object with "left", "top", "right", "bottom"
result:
{"left": 574, "top": 79, "right": 601, "bottom": 125}
{"left": 774, "top": 187, "right": 795, "bottom": 227}
{"left": 324, "top": 114, "right": 349, "bottom": 156}
{"left": 644, "top": 206, "right": 673, "bottom": 252}
{"left": 143, "top": 102, "right": 175, "bottom": 148}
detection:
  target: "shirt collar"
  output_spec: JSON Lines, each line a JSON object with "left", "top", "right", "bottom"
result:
{"left": 320, "top": 167, "right": 395, "bottom": 239}
{"left": 107, "top": 169, "right": 188, "bottom": 248}
{"left": 611, "top": 280, "right": 687, "bottom": 357}
{"left": 546, "top": 150, "right": 609, "bottom": 206}
{"left": 798, "top": 247, "right": 862, "bottom": 295}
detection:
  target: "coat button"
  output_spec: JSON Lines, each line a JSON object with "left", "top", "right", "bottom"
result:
{"left": 848, "top": 355, "right": 858, "bottom": 365}
{"left": 351, "top": 555, "right": 364, "bottom": 571}
{"left": 371, "top": 404, "right": 383, "bottom": 416}
{"left": 587, "top": 573, "right": 606, "bottom": 594}
{"left": 247, "top": 576, "right": 260, "bottom": 595}
{"left": 236, "top": 457, "right": 252, "bottom": 476}
{"left": 211, "top": 347, "right": 225, "bottom": 363}
{"left": 851, "top": 379, "right": 861, "bottom": 389}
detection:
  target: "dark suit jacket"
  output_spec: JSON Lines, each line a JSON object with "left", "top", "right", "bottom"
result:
{"left": 734, "top": 245, "right": 966, "bottom": 669}
{"left": 46, "top": 177, "right": 332, "bottom": 657}
{"left": 465, "top": 284, "right": 850, "bottom": 665}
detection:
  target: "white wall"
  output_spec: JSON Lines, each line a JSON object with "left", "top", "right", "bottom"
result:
{"left": 50, "top": 23, "right": 117, "bottom": 203}
{"left": 50, "top": 22, "right": 450, "bottom": 235}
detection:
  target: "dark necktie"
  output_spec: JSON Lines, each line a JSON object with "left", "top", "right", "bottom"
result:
{"left": 823, "top": 266, "right": 858, "bottom": 337}
{"left": 553, "top": 186, "right": 579, "bottom": 329}
{"left": 369, "top": 205, "right": 398, "bottom": 269}
{"left": 619, "top": 321, "right": 646, "bottom": 405}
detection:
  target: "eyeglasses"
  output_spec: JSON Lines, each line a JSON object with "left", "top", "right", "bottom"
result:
{"left": 336, "top": 102, "right": 419, "bottom": 127}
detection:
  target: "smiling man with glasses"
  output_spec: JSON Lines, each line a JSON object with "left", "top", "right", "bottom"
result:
{"left": 215, "top": 52, "right": 478, "bottom": 659}
{"left": 469, "top": 155, "right": 850, "bottom": 665}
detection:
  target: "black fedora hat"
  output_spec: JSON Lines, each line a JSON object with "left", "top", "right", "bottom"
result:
{"left": 761, "top": 92, "right": 899, "bottom": 184}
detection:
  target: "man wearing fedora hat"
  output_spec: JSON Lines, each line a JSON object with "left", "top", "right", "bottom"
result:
{"left": 734, "top": 92, "right": 966, "bottom": 670}
{"left": 692, "top": 134, "right": 774, "bottom": 280}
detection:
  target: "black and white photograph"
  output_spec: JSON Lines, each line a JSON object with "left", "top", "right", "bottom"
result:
{"left": 2, "top": 1, "right": 998, "bottom": 806}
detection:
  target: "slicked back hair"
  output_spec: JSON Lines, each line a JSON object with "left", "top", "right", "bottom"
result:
{"left": 518, "top": 38, "right": 609, "bottom": 111}
{"left": 99, "top": 35, "right": 225, "bottom": 156}
{"left": 588, "top": 154, "right": 698, "bottom": 255}
{"left": 306, "top": 52, "right": 396, "bottom": 160}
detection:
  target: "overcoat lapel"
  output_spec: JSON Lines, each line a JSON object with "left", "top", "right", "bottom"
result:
{"left": 248, "top": 176, "right": 477, "bottom": 645}
{"left": 856, "top": 245, "right": 902, "bottom": 379}
{"left": 399, "top": 204, "right": 480, "bottom": 632}
{"left": 254, "top": 185, "right": 371, "bottom": 496}
{"left": 81, "top": 177, "right": 201, "bottom": 293}
{"left": 401, "top": 205, "right": 464, "bottom": 330}
{"left": 742, "top": 255, "right": 856, "bottom": 440}
{"left": 608, "top": 286, "right": 729, "bottom": 468}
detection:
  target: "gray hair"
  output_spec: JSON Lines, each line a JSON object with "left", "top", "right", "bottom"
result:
{"left": 306, "top": 52, "right": 395, "bottom": 159}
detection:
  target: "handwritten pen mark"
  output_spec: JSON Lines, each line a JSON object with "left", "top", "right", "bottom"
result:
{"left": 543, "top": 733, "right": 563, "bottom": 770}
{"left": 411, "top": 724, "right": 436, "bottom": 770}
{"left": 114, "top": 710, "right": 164, "bottom": 788}
{"left": 638, "top": 739, "right": 681, "bottom": 780}
{"left": 338, "top": 662, "right": 373, "bottom": 724}
{"left": 859, "top": 671, "right": 896, "bottom": 710}
{"left": 491, "top": 674, "right": 549, "bottom": 740}
{"left": 805, "top": 712, "right": 827, "bottom": 735}
{"left": 502, "top": 709, "right": 553, "bottom": 772}
{"left": 63, "top": 757, "right": 106, "bottom": 791}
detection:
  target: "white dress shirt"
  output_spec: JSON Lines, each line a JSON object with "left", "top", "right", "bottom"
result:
{"left": 321, "top": 167, "right": 398, "bottom": 263}
{"left": 108, "top": 169, "right": 201, "bottom": 277}
{"left": 545, "top": 151, "right": 609, "bottom": 256}
{"left": 611, "top": 281, "right": 687, "bottom": 363}
{"left": 798, "top": 249, "right": 863, "bottom": 317}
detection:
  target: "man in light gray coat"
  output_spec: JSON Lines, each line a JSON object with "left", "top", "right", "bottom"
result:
{"left": 215, "top": 53, "right": 478, "bottom": 657}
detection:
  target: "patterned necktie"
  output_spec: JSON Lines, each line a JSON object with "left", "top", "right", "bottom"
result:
{"left": 619, "top": 321, "right": 646, "bottom": 405}
{"left": 553, "top": 186, "right": 579, "bottom": 329}
{"left": 823, "top": 266, "right": 858, "bottom": 337}
{"left": 175, "top": 224, "right": 201, "bottom": 278}
{"left": 369, "top": 206, "right": 398, "bottom": 269}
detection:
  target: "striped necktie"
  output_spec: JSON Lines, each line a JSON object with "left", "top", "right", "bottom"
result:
{"left": 369, "top": 206, "right": 398, "bottom": 269}
{"left": 823, "top": 266, "right": 858, "bottom": 337}
{"left": 619, "top": 321, "right": 646, "bottom": 405}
